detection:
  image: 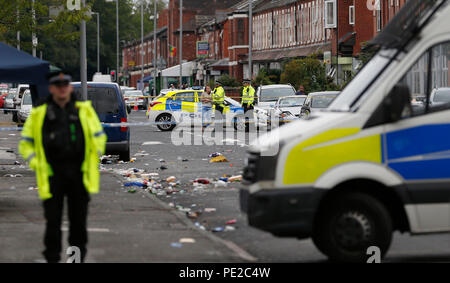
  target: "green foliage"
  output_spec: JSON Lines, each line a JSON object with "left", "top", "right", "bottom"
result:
{"left": 0, "top": 0, "right": 166, "bottom": 80}
{"left": 358, "top": 41, "right": 379, "bottom": 70}
{"left": 280, "top": 56, "right": 338, "bottom": 93}
{"left": 254, "top": 68, "right": 281, "bottom": 86}
{"left": 217, "top": 74, "right": 240, "bottom": 87}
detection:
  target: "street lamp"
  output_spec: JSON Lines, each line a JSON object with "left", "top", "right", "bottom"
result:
{"left": 80, "top": 0, "right": 87, "bottom": 100}
{"left": 140, "top": 1, "right": 144, "bottom": 90}
{"left": 153, "top": 0, "right": 157, "bottom": 98}
{"left": 179, "top": 0, "right": 183, "bottom": 86}
{"left": 106, "top": 0, "right": 119, "bottom": 82}
{"left": 248, "top": 0, "right": 252, "bottom": 80}
{"left": 92, "top": 12, "right": 101, "bottom": 73}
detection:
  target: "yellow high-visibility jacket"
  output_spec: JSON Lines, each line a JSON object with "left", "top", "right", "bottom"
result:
{"left": 19, "top": 100, "right": 107, "bottom": 200}
{"left": 241, "top": 85, "right": 255, "bottom": 105}
{"left": 212, "top": 86, "right": 225, "bottom": 105}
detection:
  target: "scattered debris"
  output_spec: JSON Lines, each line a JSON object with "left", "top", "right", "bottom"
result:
{"left": 208, "top": 152, "right": 222, "bottom": 158}
{"left": 179, "top": 238, "right": 196, "bottom": 244}
{"left": 210, "top": 155, "right": 228, "bottom": 163}
{"left": 193, "top": 178, "right": 210, "bottom": 185}
{"left": 212, "top": 227, "right": 224, "bottom": 232}
{"left": 166, "top": 176, "right": 176, "bottom": 183}
{"left": 226, "top": 219, "right": 237, "bottom": 225}
{"left": 170, "top": 242, "right": 183, "bottom": 248}
{"left": 204, "top": 208, "right": 216, "bottom": 213}
{"left": 159, "top": 165, "right": 168, "bottom": 170}
{"left": 224, "top": 225, "right": 236, "bottom": 231}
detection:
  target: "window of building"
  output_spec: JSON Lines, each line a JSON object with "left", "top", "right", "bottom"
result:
{"left": 349, "top": 5, "right": 355, "bottom": 25}
{"left": 324, "top": 0, "right": 336, "bottom": 29}
{"left": 237, "top": 18, "right": 245, "bottom": 45}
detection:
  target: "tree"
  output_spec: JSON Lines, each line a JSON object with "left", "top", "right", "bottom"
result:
{"left": 0, "top": 0, "right": 167, "bottom": 81}
{"left": 280, "top": 56, "right": 339, "bottom": 93}
{"left": 254, "top": 68, "right": 281, "bottom": 86}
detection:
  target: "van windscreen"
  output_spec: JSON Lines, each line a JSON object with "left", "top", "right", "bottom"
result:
{"left": 73, "top": 87, "right": 120, "bottom": 114}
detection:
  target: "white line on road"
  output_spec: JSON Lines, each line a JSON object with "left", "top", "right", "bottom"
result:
{"left": 61, "top": 227, "right": 110, "bottom": 233}
{"left": 142, "top": 141, "right": 163, "bottom": 145}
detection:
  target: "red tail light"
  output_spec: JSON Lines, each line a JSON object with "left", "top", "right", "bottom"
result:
{"left": 121, "top": 117, "right": 127, "bottom": 132}
{"left": 124, "top": 97, "right": 128, "bottom": 101}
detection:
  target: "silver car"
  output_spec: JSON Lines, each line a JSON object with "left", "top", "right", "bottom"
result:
{"left": 18, "top": 91, "right": 32, "bottom": 123}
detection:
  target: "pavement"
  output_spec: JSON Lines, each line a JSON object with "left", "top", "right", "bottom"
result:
{"left": 1, "top": 109, "right": 450, "bottom": 262}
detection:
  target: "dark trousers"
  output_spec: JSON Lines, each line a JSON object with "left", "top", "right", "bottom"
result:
{"left": 43, "top": 173, "right": 90, "bottom": 263}
{"left": 242, "top": 103, "right": 254, "bottom": 113}
{"left": 214, "top": 104, "right": 224, "bottom": 114}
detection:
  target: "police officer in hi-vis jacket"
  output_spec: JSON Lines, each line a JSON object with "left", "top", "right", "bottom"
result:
{"left": 19, "top": 71, "right": 107, "bottom": 263}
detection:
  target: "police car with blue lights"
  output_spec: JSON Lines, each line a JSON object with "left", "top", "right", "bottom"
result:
{"left": 146, "top": 89, "right": 245, "bottom": 131}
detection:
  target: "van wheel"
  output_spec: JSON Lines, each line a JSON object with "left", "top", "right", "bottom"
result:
{"left": 156, "top": 113, "right": 175, "bottom": 131}
{"left": 12, "top": 112, "right": 18, "bottom": 122}
{"left": 312, "top": 193, "right": 392, "bottom": 262}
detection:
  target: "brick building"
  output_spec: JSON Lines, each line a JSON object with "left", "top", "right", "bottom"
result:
{"left": 123, "top": 0, "right": 410, "bottom": 88}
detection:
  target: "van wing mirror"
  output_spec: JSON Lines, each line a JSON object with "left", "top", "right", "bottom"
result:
{"left": 384, "top": 84, "right": 412, "bottom": 122}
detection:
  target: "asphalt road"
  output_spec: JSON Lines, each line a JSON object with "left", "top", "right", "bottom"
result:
{"left": 1, "top": 109, "right": 449, "bottom": 262}
{"left": 117, "top": 111, "right": 450, "bottom": 263}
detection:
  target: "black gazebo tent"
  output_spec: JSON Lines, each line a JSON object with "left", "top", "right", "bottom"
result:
{"left": 0, "top": 42, "right": 49, "bottom": 105}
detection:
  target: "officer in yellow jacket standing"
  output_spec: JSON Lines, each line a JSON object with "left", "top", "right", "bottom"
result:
{"left": 212, "top": 80, "right": 225, "bottom": 114}
{"left": 19, "top": 71, "right": 107, "bottom": 263}
{"left": 241, "top": 79, "right": 255, "bottom": 112}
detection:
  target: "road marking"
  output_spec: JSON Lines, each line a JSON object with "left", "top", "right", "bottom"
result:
{"left": 61, "top": 227, "right": 110, "bottom": 233}
{"left": 142, "top": 141, "right": 163, "bottom": 145}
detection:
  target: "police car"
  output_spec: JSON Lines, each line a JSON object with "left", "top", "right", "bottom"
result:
{"left": 146, "top": 89, "right": 245, "bottom": 131}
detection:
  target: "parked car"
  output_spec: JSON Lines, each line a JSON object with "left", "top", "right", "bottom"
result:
{"left": 0, "top": 84, "right": 8, "bottom": 95}
{"left": 300, "top": 91, "right": 340, "bottom": 118}
{"left": 253, "top": 84, "right": 297, "bottom": 128}
{"left": 3, "top": 92, "right": 15, "bottom": 113}
{"left": 18, "top": 90, "right": 32, "bottom": 123}
{"left": 429, "top": 87, "right": 450, "bottom": 107}
{"left": 0, "top": 94, "right": 7, "bottom": 109}
{"left": 123, "top": 90, "right": 145, "bottom": 110}
{"left": 273, "top": 95, "right": 307, "bottom": 125}
{"left": 72, "top": 82, "right": 130, "bottom": 161}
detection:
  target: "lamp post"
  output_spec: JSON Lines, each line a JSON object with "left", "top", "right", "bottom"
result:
{"left": 92, "top": 12, "right": 100, "bottom": 73}
{"left": 179, "top": 0, "right": 183, "bottom": 86}
{"left": 32, "top": 0, "right": 37, "bottom": 57}
{"left": 248, "top": 0, "right": 252, "bottom": 80}
{"left": 80, "top": 0, "right": 87, "bottom": 100}
{"left": 106, "top": 0, "right": 119, "bottom": 81}
{"left": 141, "top": 1, "right": 144, "bottom": 90}
{"left": 153, "top": 0, "right": 157, "bottom": 98}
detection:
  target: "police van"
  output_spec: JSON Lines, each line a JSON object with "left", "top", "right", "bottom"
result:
{"left": 240, "top": 0, "right": 450, "bottom": 262}
{"left": 146, "top": 89, "right": 244, "bottom": 131}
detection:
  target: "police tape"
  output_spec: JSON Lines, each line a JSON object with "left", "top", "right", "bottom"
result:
{"left": 101, "top": 118, "right": 299, "bottom": 128}
{"left": 0, "top": 118, "right": 300, "bottom": 131}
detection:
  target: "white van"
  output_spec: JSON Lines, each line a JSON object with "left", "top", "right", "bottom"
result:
{"left": 240, "top": 0, "right": 450, "bottom": 262}
{"left": 92, "top": 72, "right": 112, "bottom": 83}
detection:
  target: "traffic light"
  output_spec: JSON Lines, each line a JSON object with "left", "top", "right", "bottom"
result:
{"left": 110, "top": 70, "right": 117, "bottom": 82}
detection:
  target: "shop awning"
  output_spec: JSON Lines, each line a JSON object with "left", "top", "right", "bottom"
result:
{"left": 137, "top": 75, "right": 153, "bottom": 83}
{"left": 161, "top": 61, "right": 195, "bottom": 77}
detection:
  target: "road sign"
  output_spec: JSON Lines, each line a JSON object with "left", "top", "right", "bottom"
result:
{"left": 196, "top": 41, "right": 209, "bottom": 58}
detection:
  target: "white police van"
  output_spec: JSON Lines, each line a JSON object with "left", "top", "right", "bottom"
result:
{"left": 241, "top": 0, "right": 450, "bottom": 262}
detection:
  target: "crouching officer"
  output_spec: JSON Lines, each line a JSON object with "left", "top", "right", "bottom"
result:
{"left": 19, "top": 71, "right": 107, "bottom": 263}
{"left": 212, "top": 80, "right": 225, "bottom": 114}
{"left": 241, "top": 79, "right": 255, "bottom": 112}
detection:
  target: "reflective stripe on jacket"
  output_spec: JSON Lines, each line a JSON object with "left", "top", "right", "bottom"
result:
{"left": 19, "top": 100, "right": 107, "bottom": 200}
{"left": 241, "top": 86, "right": 255, "bottom": 104}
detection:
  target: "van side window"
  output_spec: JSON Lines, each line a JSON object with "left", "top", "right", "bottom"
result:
{"left": 393, "top": 42, "right": 450, "bottom": 119}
